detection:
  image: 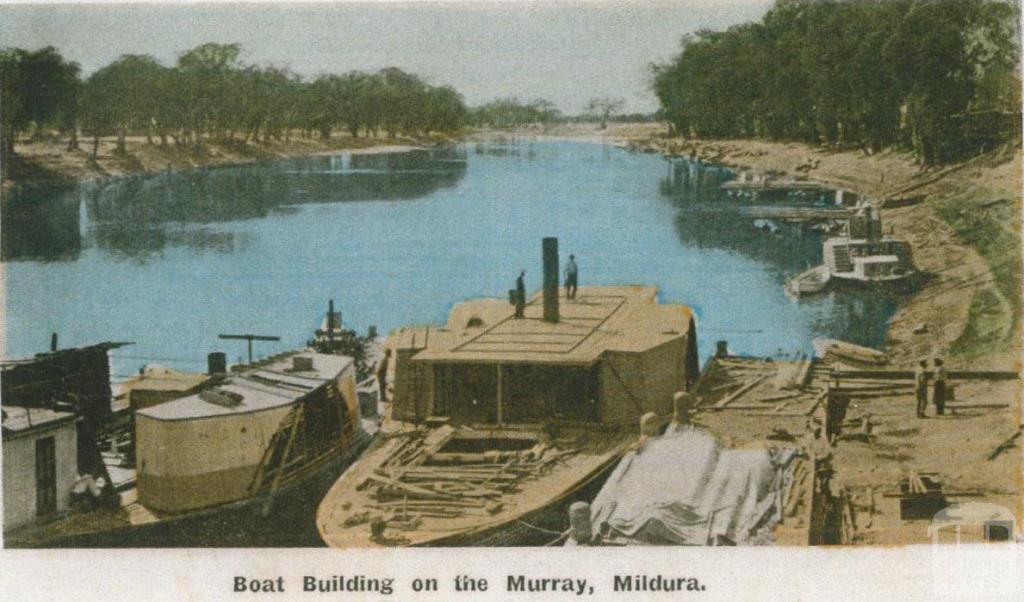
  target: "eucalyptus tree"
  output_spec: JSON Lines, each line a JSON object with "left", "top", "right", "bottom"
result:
{"left": 651, "top": 0, "right": 1020, "bottom": 164}
{"left": 175, "top": 42, "right": 244, "bottom": 145}
{"left": 585, "top": 97, "right": 625, "bottom": 129}
{"left": 0, "top": 46, "right": 80, "bottom": 155}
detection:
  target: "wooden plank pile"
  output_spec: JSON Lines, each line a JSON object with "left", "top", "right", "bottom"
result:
{"left": 357, "top": 430, "right": 578, "bottom": 522}
{"left": 697, "top": 356, "right": 828, "bottom": 416}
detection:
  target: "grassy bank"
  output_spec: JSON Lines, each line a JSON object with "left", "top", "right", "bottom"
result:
{"left": 563, "top": 123, "right": 1021, "bottom": 368}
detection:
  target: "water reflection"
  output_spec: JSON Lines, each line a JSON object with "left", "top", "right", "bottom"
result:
{"left": 661, "top": 159, "right": 822, "bottom": 271}
{"left": 659, "top": 156, "right": 903, "bottom": 345}
{"left": 1, "top": 184, "right": 83, "bottom": 262}
{"left": 2, "top": 147, "right": 466, "bottom": 263}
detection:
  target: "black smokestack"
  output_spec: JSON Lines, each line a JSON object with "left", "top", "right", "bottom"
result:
{"left": 207, "top": 352, "right": 227, "bottom": 375}
{"left": 542, "top": 237, "right": 559, "bottom": 323}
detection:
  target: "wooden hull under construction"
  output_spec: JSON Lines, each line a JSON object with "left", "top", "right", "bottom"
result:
{"left": 317, "top": 423, "right": 634, "bottom": 548}
{"left": 5, "top": 427, "right": 375, "bottom": 548}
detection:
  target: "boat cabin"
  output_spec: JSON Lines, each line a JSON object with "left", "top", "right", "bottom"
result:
{"left": 390, "top": 285, "right": 699, "bottom": 427}
{"left": 134, "top": 351, "right": 358, "bottom": 512}
{"left": 823, "top": 208, "right": 915, "bottom": 282}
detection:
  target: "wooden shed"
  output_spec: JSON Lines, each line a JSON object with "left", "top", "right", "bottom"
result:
{"left": 2, "top": 407, "right": 79, "bottom": 531}
{"left": 390, "top": 285, "right": 699, "bottom": 426}
{"left": 121, "top": 365, "right": 211, "bottom": 412}
{"left": 134, "top": 351, "right": 358, "bottom": 513}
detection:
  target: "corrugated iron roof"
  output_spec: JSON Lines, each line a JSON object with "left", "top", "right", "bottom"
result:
{"left": 1, "top": 406, "right": 77, "bottom": 436}
{"left": 136, "top": 351, "right": 352, "bottom": 421}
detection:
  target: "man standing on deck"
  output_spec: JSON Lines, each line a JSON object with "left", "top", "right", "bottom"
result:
{"left": 377, "top": 349, "right": 391, "bottom": 404}
{"left": 515, "top": 271, "right": 526, "bottom": 318}
{"left": 914, "top": 360, "right": 930, "bottom": 418}
{"left": 932, "top": 357, "right": 947, "bottom": 416}
{"left": 564, "top": 254, "right": 579, "bottom": 300}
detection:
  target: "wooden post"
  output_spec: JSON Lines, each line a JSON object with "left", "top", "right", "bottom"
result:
{"left": 496, "top": 365, "right": 504, "bottom": 424}
{"left": 262, "top": 404, "right": 305, "bottom": 517}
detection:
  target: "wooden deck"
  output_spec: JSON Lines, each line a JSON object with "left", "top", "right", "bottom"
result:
{"left": 317, "top": 421, "right": 632, "bottom": 547}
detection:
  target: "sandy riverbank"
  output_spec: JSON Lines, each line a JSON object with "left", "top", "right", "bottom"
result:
{"left": 507, "top": 123, "right": 1021, "bottom": 370}
{"left": 0, "top": 132, "right": 452, "bottom": 192}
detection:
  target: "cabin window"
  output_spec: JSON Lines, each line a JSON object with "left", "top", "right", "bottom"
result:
{"left": 432, "top": 363, "right": 599, "bottom": 424}
{"left": 503, "top": 364, "right": 598, "bottom": 424}
{"left": 985, "top": 521, "right": 1012, "bottom": 542}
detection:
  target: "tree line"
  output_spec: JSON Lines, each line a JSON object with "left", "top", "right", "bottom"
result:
{"left": 652, "top": 0, "right": 1021, "bottom": 164}
{"left": 1, "top": 43, "right": 468, "bottom": 158}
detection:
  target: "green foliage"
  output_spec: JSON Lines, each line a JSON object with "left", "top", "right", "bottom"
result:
{"left": 653, "top": 0, "right": 1021, "bottom": 163}
{"left": 949, "top": 287, "right": 1011, "bottom": 357}
{"left": 1, "top": 43, "right": 467, "bottom": 163}
{"left": 469, "top": 97, "right": 561, "bottom": 128}
{"left": 0, "top": 46, "right": 80, "bottom": 154}
{"left": 931, "top": 193, "right": 1021, "bottom": 316}
{"left": 585, "top": 97, "right": 625, "bottom": 129}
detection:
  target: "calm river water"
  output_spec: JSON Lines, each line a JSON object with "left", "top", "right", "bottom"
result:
{"left": 2, "top": 139, "right": 902, "bottom": 381}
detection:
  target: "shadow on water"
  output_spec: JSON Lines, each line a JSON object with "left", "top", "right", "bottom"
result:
{"left": 1, "top": 183, "right": 83, "bottom": 262}
{"left": 1, "top": 147, "right": 467, "bottom": 263}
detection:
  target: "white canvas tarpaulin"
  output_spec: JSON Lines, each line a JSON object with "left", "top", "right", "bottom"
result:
{"left": 588, "top": 424, "right": 800, "bottom": 545}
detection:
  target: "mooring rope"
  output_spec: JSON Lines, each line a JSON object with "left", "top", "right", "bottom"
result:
{"left": 515, "top": 519, "right": 565, "bottom": 537}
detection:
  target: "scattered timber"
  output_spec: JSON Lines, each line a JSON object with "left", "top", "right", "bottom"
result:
{"left": 714, "top": 374, "right": 771, "bottom": 408}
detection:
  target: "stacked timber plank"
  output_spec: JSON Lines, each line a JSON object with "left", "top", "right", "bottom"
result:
{"left": 695, "top": 356, "right": 826, "bottom": 416}
{"left": 355, "top": 428, "right": 578, "bottom": 525}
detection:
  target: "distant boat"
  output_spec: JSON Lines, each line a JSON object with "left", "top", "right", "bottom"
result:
{"left": 823, "top": 207, "right": 917, "bottom": 289}
{"left": 786, "top": 265, "right": 830, "bottom": 298}
{"left": 812, "top": 338, "right": 888, "bottom": 367}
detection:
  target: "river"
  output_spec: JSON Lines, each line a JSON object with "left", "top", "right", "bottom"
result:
{"left": 2, "top": 139, "right": 902, "bottom": 381}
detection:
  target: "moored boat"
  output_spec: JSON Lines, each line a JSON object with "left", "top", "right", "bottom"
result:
{"left": 786, "top": 264, "right": 830, "bottom": 298}
{"left": 823, "top": 207, "right": 917, "bottom": 289}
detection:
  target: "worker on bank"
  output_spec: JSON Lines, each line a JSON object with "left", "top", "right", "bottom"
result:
{"left": 914, "top": 359, "right": 930, "bottom": 418}
{"left": 825, "top": 392, "right": 851, "bottom": 446}
{"left": 376, "top": 349, "right": 391, "bottom": 404}
{"left": 932, "top": 357, "right": 946, "bottom": 416}
{"left": 564, "top": 254, "right": 578, "bottom": 300}
{"left": 514, "top": 270, "right": 526, "bottom": 318}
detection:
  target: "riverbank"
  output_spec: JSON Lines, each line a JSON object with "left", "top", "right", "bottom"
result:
{"left": 0, "top": 131, "right": 454, "bottom": 192}
{"left": 519, "top": 123, "right": 1021, "bottom": 370}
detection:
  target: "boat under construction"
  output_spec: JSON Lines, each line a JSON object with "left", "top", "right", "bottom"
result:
{"left": 5, "top": 346, "right": 374, "bottom": 547}
{"left": 317, "top": 238, "right": 701, "bottom": 547}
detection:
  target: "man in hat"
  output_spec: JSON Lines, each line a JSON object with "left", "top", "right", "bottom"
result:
{"left": 914, "top": 359, "right": 930, "bottom": 418}
{"left": 564, "top": 254, "right": 578, "bottom": 300}
{"left": 932, "top": 357, "right": 947, "bottom": 416}
{"left": 514, "top": 270, "right": 526, "bottom": 318}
